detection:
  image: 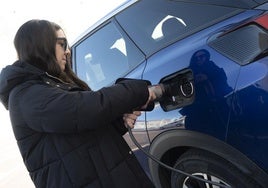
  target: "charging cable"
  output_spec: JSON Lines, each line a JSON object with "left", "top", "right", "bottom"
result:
{"left": 127, "top": 126, "right": 232, "bottom": 188}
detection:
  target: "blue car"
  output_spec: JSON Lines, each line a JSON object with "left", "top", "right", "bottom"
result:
{"left": 71, "top": 0, "right": 268, "bottom": 187}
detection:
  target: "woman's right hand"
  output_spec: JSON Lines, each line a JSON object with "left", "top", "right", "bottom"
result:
{"left": 140, "top": 87, "right": 157, "bottom": 110}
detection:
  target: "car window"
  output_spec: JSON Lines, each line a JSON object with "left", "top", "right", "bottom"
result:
{"left": 116, "top": 0, "right": 244, "bottom": 56}
{"left": 74, "top": 22, "right": 144, "bottom": 90}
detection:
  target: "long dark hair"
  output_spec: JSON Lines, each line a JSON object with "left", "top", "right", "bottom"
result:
{"left": 14, "top": 19, "right": 90, "bottom": 90}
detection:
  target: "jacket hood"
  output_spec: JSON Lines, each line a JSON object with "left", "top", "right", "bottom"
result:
{"left": 0, "top": 61, "right": 44, "bottom": 110}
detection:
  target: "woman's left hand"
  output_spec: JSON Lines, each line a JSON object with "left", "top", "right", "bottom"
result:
{"left": 123, "top": 111, "right": 142, "bottom": 129}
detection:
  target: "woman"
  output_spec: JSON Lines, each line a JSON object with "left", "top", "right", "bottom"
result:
{"left": 0, "top": 19, "right": 156, "bottom": 188}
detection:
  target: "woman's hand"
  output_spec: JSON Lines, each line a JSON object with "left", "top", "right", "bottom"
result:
{"left": 123, "top": 87, "right": 158, "bottom": 128}
{"left": 123, "top": 111, "right": 142, "bottom": 129}
{"left": 140, "top": 87, "right": 157, "bottom": 110}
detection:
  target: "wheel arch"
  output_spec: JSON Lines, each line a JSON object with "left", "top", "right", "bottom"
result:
{"left": 148, "top": 129, "right": 268, "bottom": 188}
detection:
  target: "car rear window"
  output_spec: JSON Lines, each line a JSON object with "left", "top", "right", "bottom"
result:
{"left": 116, "top": 0, "right": 245, "bottom": 56}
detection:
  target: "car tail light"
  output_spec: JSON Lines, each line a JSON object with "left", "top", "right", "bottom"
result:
{"left": 254, "top": 13, "right": 268, "bottom": 29}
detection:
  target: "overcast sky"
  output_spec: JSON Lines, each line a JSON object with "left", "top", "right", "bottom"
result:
{"left": 0, "top": 0, "right": 125, "bottom": 70}
{"left": 0, "top": 1, "right": 125, "bottom": 187}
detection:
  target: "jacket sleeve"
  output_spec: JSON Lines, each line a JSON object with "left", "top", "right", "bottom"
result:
{"left": 18, "top": 79, "right": 149, "bottom": 133}
{"left": 112, "top": 117, "right": 128, "bottom": 136}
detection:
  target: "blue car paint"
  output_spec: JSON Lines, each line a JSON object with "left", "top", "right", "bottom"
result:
{"left": 140, "top": 9, "right": 268, "bottom": 172}
{"left": 228, "top": 58, "right": 268, "bottom": 171}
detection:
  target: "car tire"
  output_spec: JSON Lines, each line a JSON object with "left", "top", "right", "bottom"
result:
{"left": 170, "top": 148, "right": 261, "bottom": 188}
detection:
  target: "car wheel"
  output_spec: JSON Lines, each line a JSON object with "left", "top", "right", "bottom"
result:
{"left": 170, "top": 149, "right": 261, "bottom": 188}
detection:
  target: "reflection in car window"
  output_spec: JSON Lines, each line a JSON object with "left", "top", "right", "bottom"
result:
{"left": 74, "top": 22, "right": 144, "bottom": 90}
{"left": 152, "top": 15, "right": 187, "bottom": 40}
{"left": 116, "top": 0, "right": 243, "bottom": 56}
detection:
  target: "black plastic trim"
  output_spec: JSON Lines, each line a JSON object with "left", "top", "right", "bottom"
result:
{"left": 148, "top": 129, "right": 268, "bottom": 188}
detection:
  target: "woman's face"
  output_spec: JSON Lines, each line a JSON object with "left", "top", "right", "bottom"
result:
{"left": 55, "top": 29, "right": 70, "bottom": 71}
{"left": 194, "top": 51, "right": 207, "bottom": 66}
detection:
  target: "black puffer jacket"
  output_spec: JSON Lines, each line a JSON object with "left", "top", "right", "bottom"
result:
{"left": 0, "top": 61, "right": 155, "bottom": 188}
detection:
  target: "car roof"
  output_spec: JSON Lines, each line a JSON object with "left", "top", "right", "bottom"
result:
{"left": 71, "top": 0, "right": 137, "bottom": 45}
{"left": 71, "top": 0, "right": 268, "bottom": 45}
{"left": 173, "top": 0, "right": 262, "bottom": 8}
